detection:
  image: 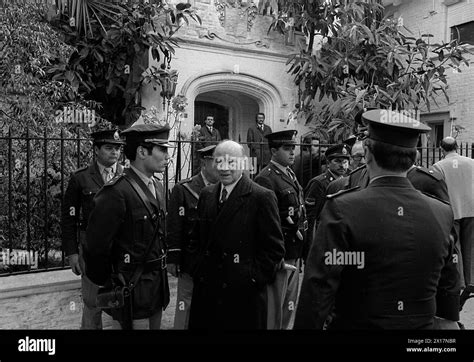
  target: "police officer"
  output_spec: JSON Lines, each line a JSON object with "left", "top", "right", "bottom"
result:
{"left": 167, "top": 145, "right": 219, "bottom": 329}
{"left": 85, "top": 122, "right": 172, "bottom": 330}
{"left": 254, "top": 130, "right": 307, "bottom": 329}
{"left": 326, "top": 112, "right": 449, "bottom": 202}
{"left": 62, "top": 123, "right": 124, "bottom": 329}
{"left": 304, "top": 143, "right": 351, "bottom": 247}
{"left": 295, "top": 109, "right": 460, "bottom": 329}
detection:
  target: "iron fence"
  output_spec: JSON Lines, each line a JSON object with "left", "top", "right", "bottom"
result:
{"left": 0, "top": 127, "right": 473, "bottom": 275}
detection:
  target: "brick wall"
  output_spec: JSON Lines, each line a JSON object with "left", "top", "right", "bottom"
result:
{"left": 387, "top": 0, "right": 474, "bottom": 143}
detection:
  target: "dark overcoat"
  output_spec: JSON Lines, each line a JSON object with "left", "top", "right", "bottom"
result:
{"left": 246, "top": 124, "right": 272, "bottom": 169}
{"left": 62, "top": 162, "right": 123, "bottom": 256}
{"left": 85, "top": 168, "right": 169, "bottom": 321}
{"left": 188, "top": 175, "right": 285, "bottom": 329}
{"left": 295, "top": 176, "right": 460, "bottom": 329}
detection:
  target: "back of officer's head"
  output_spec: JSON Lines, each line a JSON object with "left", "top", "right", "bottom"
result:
{"left": 365, "top": 139, "right": 416, "bottom": 172}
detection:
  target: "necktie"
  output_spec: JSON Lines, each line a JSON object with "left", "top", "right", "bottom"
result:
{"left": 209, "top": 126, "right": 213, "bottom": 133}
{"left": 103, "top": 167, "right": 113, "bottom": 182}
{"left": 147, "top": 180, "right": 156, "bottom": 199}
{"left": 220, "top": 188, "right": 228, "bottom": 203}
{"left": 287, "top": 167, "right": 296, "bottom": 182}
{"left": 259, "top": 125, "right": 264, "bottom": 132}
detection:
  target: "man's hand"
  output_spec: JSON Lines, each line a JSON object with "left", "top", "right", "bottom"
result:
{"left": 68, "top": 254, "right": 82, "bottom": 276}
{"left": 167, "top": 263, "right": 180, "bottom": 277}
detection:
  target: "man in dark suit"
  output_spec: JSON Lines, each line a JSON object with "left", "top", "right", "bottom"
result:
{"left": 254, "top": 130, "right": 307, "bottom": 329}
{"left": 62, "top": 124, "right": 124, "bottom": 329}
{"left": 295, "top": 109, "right": 460, "bottom": 330}
{"left": 247, "top": 112, "right": 272, "bottom": 172}
{"left": 166, "top": 145, "right": 219, "bottom": 329}
{"left": 85, "top": 123, "right": 172, "bottom": 329}
{"left": 197, "top": 115, "right": 221, "bottom": 149}
{"left": 188, "top": 140, "right": 285, "bottom": 329}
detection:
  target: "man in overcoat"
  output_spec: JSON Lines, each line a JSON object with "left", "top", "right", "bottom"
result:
{"left": 188, "top": 140, "right": 285, "bottom": 329}
{"left": 246, "top": 112, "right": 272, "bottom": 172}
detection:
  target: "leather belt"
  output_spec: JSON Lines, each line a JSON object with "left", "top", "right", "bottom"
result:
{"left": 117, "top": 253, "right": 167, "bottom": 272}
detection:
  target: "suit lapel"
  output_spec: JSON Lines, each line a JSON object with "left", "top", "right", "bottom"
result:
{"left": 89, "top": 163, "right": 104, "bottom": 188}
{"left": 126, "top": 168, "right": 160, "bottom": 212}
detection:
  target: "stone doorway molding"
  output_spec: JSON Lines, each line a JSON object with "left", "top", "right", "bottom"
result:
{"left": 180, "top": 71, "right": 285, "bottom": 136}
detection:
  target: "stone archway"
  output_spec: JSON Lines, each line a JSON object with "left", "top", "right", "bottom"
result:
{"left": 180, "top": 71, "right": 285, "bottom": 139}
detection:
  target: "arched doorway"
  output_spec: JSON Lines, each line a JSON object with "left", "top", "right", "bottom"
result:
{"left": 195, "top": 90, "right": 260, "bottom": 142}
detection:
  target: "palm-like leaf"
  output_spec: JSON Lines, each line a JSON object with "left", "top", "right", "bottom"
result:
{"left": 56, "top": 0, "right": 122, "bottom": 37}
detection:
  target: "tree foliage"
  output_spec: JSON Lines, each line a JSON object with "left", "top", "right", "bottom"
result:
{"left": 270, "top": 0, "right": 472, "bottom": 141}
{"left": 0, "top": 2, "right": 93, "bottom": 271}
{"left": 49, "top": 0, "right": 201, "bottom": 125}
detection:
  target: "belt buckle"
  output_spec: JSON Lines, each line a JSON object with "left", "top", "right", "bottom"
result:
{"left": 161, "top": 255, "right": 167, "bottom": 269}
{"left": 303, "top": 220, "right": 308, "bottom": 232}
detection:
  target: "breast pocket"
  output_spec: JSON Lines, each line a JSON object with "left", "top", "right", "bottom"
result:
{"left": 81, "top": 188, "right": 100, "bottom": 222}
{"left": 131, "top": 209, "right": 155, "bottom": 247}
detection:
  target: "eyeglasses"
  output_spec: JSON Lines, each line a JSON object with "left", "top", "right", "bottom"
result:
{"left": 355, "top": 130, "right": 369, "bottom": 141}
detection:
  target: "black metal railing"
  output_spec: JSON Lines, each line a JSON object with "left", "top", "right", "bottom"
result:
{"left": 0, "top": 127, "right": 472, "bottom": 276}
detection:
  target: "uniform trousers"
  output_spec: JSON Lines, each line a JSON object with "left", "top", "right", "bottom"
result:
{"left": 173, "top": 272, "right": 194, "bottom": 329}
{"left": 110, "top": 310, "right": 163, "bottom": 330}
{"left": 79, "top": 246, "right": 102, "bottom": 330}
{"left": 454, "top": 217, "right": 474, "bottom": 288}
{"left": 266, "top": 258, "right": 300, "bottom": 329}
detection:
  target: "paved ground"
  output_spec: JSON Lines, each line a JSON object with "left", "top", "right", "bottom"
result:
{"left": 104, "top": 274, "right": 474, "bottom": 329}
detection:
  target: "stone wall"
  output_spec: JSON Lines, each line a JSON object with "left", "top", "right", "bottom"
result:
{"left": 0, "top": 270, "right": 177, "bottom": 329}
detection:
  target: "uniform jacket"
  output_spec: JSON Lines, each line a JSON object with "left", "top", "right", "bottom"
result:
{"left": 433, "top": 153, "right": 474, "bottom": 219}
{"left": 254, "top": 162, "right": 307, "bottom": 260}
{"left": 304, "top": 170, "right": 343, "bottom": 243}
{"left": 166, "top": 173, "right": 207, "bottom": 274}
{"left": 62, "top": 162, "right": 123, "bottom": 256}
{"left": 197, "top": 125, "right": 221, "bottom": 150}
{"left": 188, "top": 175, "right": 285, "bottom": 329}
{"left": 326, "top": 164, "right": 449, "bottom": 203}
{"left": 294, "top": 176, "right": 460, "bottom": 329}
{"left": 85, "top": 167, "right": 169, "bottom": 320}
{"left": 246, "top": 124, "right": 272, "bottom": 168}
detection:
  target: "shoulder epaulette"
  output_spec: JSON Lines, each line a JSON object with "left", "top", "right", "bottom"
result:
{"left": 326, "top": 186, "right": 360, "bottom": 199}
{"left": 103, "top": 174, "right": 124, "bottom": 186}
{"left": 421, "top": 191, "right": 450, "bottom": 206}
{"left": 416, "top": 166, "right": 443, "bottom": 181}
{"left": 348, "top": 164, "right": 367, "bottom": 176}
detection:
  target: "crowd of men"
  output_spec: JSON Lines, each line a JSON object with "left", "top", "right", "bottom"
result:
{"left": 62, "top": 108, "right": 473, "bottom": 330}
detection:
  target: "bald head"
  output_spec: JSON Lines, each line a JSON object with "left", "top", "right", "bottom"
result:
{"left": 214, "top": 140, "right": 246, "bottom": 185}
{"left": 440, "top": 136, "right": 458, "bottom": 153}
{"left": 215, "top": 140, "right": 245, "bottom": 158}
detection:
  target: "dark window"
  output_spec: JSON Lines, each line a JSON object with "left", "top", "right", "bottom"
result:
{"left": 451, "top": 21, "right": 474, "bottom": 45}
